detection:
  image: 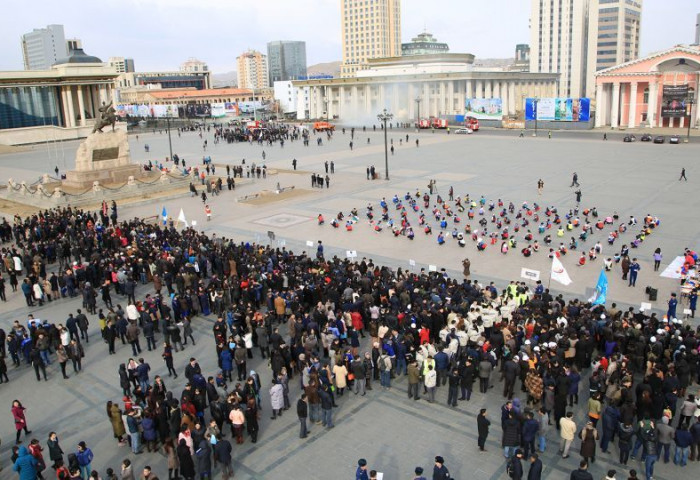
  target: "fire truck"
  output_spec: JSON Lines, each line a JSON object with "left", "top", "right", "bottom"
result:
{"left": 464, "top": 116, "right": 480, "bottom": 131}
{"left": 431, "top": 118, "right": 448, "bottom": 129}
{"left": 313, "top": 121, "right": 335, "bottom": 132}
{"left": 417, "top": 119, "right": 431, "bottom": 129}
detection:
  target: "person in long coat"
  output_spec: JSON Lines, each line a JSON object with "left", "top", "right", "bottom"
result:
{"left": 579, "top": 421, "right": 598, "bottom": 463}
{"left": 107, "top": 401, "right": 126, "bottom": 443}
{"left": 163, "top": 437, "right": 179, "bottom": 480}
{"left": 195, "top": 438, "right": 212, "bottom": 479}
{"left": 46, "top": 431, "right": 64, "bottom": 469}
{"left": 177, "top": 438, "right": 196, "bottom": 480}
{"left": 270, "top": 379, "right": 284, "bottom": 419}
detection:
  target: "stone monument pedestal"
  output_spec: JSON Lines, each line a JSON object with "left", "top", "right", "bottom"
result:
{"left": 62, "top": 130, "right": 141, "bottom": 189}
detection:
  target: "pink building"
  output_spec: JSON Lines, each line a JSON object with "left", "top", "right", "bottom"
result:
{"left": 595, "top": 45, "right": 700, "bottom": 129}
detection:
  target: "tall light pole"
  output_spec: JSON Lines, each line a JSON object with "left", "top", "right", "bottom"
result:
{"left": 377, "top": 108, "right": 393, "bottom": 180}
{"left": 533, "top": 97, "right": 539, "bottom": 137}
{"left": 686, "top": 98, "right": 695, "bottom": 143}
{"left": 415, "top": 97, "right": 422, "bottom": 123}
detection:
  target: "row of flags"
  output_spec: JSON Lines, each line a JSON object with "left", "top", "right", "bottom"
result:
{"left": 551, "top": 256, "right": 608, "bottom": 305}
{"left": 161, "top": 206, "right": 188, "bottom": 227}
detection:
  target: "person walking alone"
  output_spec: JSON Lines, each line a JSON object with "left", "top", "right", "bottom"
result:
{"left": 570, "top": 172, "right": 580, "bottom": 187}
{"left": 679, "top": 167, "right": 687, "bottom": 181}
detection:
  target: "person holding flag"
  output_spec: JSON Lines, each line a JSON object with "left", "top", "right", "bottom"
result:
{"left": 589, "top": 269, "right": 609, "bottom": 306}
{"left": 161, "top": 206, "right": 168, "bottom": 226}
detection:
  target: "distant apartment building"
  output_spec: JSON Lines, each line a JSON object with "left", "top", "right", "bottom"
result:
{"left": 108, "top": 57, "right": 135, "bottom": 73}
{"left": 529, "top": 0, "right": 642, "bottom": 98}
{"left": 237, "top": 50, "right": 269, "bottom": 89}
{"left": 340, "top": 0, "right": 401, "bottom": 77}
{"left": 180, "top": 57, "right": 209, "bottom": 73}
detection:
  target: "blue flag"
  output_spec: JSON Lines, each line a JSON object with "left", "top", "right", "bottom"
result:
{"left": 161, "top": 206, "right": 167, "bottom": 225}
{"left": 589, "top": 269, "right": 608, "bottom": 306}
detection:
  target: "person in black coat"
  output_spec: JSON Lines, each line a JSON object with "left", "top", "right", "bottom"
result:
{"left": 195, "top": 439, "right": 211, "bottom": 478}
{"left": 297, "top": 393, "right": 308, "bottom": 438}
{"left": 477, "top": 408, "right": 490, "bottom": 452}
{"left": 509, "top": 449, "right": 524, "bottom": 480}
{"left": 432, "top": 456, "right": 450, "bottom": 480}
{"left": 527, "top": 453, "right": 543, "bottom": 480}
{"left": 213, "top": 438, "right": 232, "bottom": 479}
{"left": 177, "top": 438, "right": 196, "bottom": 480}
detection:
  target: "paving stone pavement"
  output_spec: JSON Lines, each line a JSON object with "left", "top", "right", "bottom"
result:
{"left": 0, "top": 127, "right": 699, "bottom": 479}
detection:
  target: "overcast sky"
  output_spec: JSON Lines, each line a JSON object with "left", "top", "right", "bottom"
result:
{"left": 2, "top": 0, "right": 698, "bottom": 73}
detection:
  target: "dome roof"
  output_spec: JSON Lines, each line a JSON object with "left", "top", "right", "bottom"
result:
{"left": 53, "top": 48, "right": 103, "bottom": 66}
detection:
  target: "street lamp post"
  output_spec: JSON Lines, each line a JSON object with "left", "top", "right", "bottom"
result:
{"left": 533, "top": 97, "right": 539, "bottom": 137}
{"left": 166, "top": 116, "right": 174, "bottom": 161}
{"left": 415, "top": 97, "right": 422, "bottom": 123}
{"left": 377, "top": 108, "right": 394, "bottom": 180}
{"left": 686, "top": 99, "right": 695, "bottom": 143}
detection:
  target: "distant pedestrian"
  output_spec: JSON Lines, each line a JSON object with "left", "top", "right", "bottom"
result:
{"left": 477, "top": 408, "right": 490, "bottom": 452}
{"left": 537, "top": 179, "right": 544, "bottom": 195}
{"left": 570, "top": 172, "right": 580, "bottom": 187}
{"left": 603, "top": 133, "right": 607, "bottom": 140}
{"left": 297, "top": 394, "right": 308, "bottom": 439}
{"left": 628, "top": 258, "right": 640, "bottom": 287}
{"left": 679, "top": 167, "right": 687, "bottom": 181}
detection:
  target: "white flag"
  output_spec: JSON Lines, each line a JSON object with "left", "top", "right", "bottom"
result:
{"left": 551, "top": 256, "right": 572, "bottom": 286}
{"left": 177, "top": 208, "right": 188, "bottom": 227}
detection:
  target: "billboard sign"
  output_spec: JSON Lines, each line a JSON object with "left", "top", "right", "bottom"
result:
{"left": 465, "top": 98, "right": 503, "bottom": 119}
{"left": 524, "top": 98, "right": 590, "bottom": 122}
{"left": 211, "top": 103, "right": 226, "bottom": 118}
{"left": 661, "top": 85, "right": 688, "bottom": 118}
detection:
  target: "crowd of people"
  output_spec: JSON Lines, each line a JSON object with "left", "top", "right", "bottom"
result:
{"left": 0, "top": 191, "right": 699, "bottom": 480}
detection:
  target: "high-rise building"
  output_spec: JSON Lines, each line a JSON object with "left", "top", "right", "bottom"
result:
{"left": 340, "top": 0, "right": 401, "bottom": 77}
{"left": 529, "top": 0, "right": 591, "bottom": 98}
{"left": 237, "top": 50, "right": 269, "bottom": 89}
{"left": 586, "top": 0, "right": 642, "bottom": 96}
{"left": 401, "top": 32, "right": 449, "bottom": 56}
{"left": 530, "top": 0, "right": 642, "bottom": 99}
{"left": 21, "top": 24, "right": 68, "bottom": 70}
{"left": 108, "top": 57, "right": 135, "bottom": 73}
{"left": 267, "top": 41, "right": 307, "bottom": 84}
{"left": 180, "top": 57, "right": 209, "bottom": 73}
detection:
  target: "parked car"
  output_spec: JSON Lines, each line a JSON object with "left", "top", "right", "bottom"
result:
{"left": 640, "top": 134, "right": 652, "bottom": 142}
{"left": 653, "top": 135, "right": 665, "bottom": 144}
{"left": 623, "top": 134, "right": 636, "bottom": 142}
{"left": 455, "top": 128, "right": 473, "bottom": 135}
{"left": 669, "top": 135, "right": 680, "bottom": 144}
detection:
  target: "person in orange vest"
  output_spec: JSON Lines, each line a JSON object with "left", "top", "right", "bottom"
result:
{"left": 205, "top": 204, "right": 212, "bottom": 221}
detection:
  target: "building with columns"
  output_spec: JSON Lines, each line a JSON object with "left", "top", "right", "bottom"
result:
{"left": 293, "top": 55, "right": 558, "bottom": 121}
{"left": 0, "top": 48, "right": 118, "bottom": 135}
{"left": 594, "top": 45, "right": 700, "bottom": 129}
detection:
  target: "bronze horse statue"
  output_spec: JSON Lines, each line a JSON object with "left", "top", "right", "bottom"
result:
{"left": 93, "top": 101, "right": 116, "bottom": 133}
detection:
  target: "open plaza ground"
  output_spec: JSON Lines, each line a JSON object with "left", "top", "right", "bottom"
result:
{"left": 0, "top": 125, "right": 698, "bottom": 479}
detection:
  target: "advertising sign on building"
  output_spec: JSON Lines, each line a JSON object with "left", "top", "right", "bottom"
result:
{"left": 524, "top": 98, "right": 590, "bottom": 122}
{"left": 465, "top": 98, "right": 503, "bottom": 119}
{"left": 211, "top": 103, "right": 226, "bottom": 118}
{"left": 661, "top": 85, "right": 688, "bottom": 118}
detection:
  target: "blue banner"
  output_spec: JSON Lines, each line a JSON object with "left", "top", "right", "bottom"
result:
{"left": 590, "top": 269, "right": 608, "bottom": 306}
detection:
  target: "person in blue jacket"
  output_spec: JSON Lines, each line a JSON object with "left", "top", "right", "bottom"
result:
{"left": 13, "top": 446, "right": 38, "bottom": 480}
{"left": 220, "top": 348, "right": 233, "bottom": 382}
